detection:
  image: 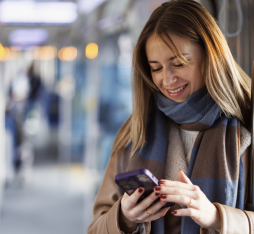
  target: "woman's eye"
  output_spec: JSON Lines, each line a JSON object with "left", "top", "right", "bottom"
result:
{"left": 151, "top": 67, "right": 162, "bottom": 72}
{"left": 174, "top": 63, "right": 184, "bottom": 68}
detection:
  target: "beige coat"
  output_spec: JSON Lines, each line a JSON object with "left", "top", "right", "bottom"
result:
{"left": 88, "top": 124, "right": 254, "bottom": 234}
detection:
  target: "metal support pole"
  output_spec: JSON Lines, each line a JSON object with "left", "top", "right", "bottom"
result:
{"left": 0, "top": 61, "right": 6, "bottom": 223}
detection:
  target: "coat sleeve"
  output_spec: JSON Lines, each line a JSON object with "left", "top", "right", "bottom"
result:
{"left": 87, "top": 154, "right": 151, "bottom": 234}
{"left": 211, "top": 202, "right": 253, "bottom": 234}
{"left": 87, "top": 154, "right": 124, "bottom": 234}
{"left": 200, "top": 148, "right": 254, "bottom": 234}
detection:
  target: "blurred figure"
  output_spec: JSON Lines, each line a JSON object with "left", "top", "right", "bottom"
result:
{"left": 6, "top": 62, "right": 45, "bottom": 185}
{"left": 26, "top": 63, "right": 42, "bottom": 115}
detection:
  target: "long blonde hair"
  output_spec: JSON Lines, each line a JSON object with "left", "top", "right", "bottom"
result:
{"left": 111, "top": 0, "right": 251, "bottom": 158}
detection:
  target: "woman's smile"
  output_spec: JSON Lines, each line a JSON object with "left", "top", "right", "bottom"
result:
{"left": 146, "top": 33, "right": 206, "bottom": 103}
{"left": 166, "top": 84, "right": 188, "bottom": 97}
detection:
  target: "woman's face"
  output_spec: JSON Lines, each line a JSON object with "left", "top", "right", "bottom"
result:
{"left": 146, "top": 33, "right": 206, "bottom": 103}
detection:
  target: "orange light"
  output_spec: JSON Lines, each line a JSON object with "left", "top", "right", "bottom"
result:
{"left": 4, "top": 48, "right": 10, "bottom": 60}
{"left": 33, "top": 46, "right": 40, "bottom": 60}
{"left": 9, "top": 47, "right": 21, "bottom": 60}
{"left": 33, "top": 46, "right": 57, "bottom": 60}
{"left": 40, "top": 46, "right": 57, "bottom": 60}
{"left": 0, "top": 44, "right": 9, "bottom": 61}
{"left": 86, "top": 43, "right": 98, "bottom": 59}
{"left": 58, "top": 46, "right": 77, "bottom": 61}
{"left": 0, "top": 45, "right": 13, "bottom": 61}
{"left": 0, "top": 44, "right": 5, "bottom": 61}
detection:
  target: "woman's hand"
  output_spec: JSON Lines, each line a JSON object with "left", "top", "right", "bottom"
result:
{"left": 119, "top": 188, "right": 170, "bottom": 232}
{"left": 155, "top": 170, "right": 221, "bottom": 231}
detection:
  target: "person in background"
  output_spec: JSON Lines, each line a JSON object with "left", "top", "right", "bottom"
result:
{"left": 88, "top": 0, "right": 252, "bottom": 233}
{"left": 26, "top": 63, "right": 42, "bottom": 114}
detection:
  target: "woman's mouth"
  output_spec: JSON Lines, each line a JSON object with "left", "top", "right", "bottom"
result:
{"left": 166, "top": 84, "right": 188, "bottom": 97}
{"left": 168, "top": 84, "right": 188, "bottom": 93}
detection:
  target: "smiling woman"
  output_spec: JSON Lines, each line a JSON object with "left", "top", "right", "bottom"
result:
{"left": 88, "top": 1, "right": 253, "bottom": 234}
{"left": 146, "top": 33, "right": 206, "bottom": 103}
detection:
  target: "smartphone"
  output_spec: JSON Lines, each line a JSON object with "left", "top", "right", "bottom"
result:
{"left": 115, "top": 169, "right": 175, "bottom": 208}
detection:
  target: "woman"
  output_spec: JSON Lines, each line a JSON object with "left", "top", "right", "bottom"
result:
{"left": 88, "top": 0, "right": 253, "bottom": 233}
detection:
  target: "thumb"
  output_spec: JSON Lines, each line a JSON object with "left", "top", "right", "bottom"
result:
{"left": 178, "top": 169, "right": 193, "bottom": 185}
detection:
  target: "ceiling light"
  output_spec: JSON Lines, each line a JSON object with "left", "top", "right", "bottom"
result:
{"left": 0, "top": 1, "right": 77, "bottom": 25}
{"left": 79, "top": 0, "right": 105, "bottom": 14}
{"left": 9, "top": 29, "right": 48, "bottom": 46}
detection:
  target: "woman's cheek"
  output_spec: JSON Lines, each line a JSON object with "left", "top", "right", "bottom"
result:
{"left": 152, "top": 75, "right": 160, "bottom": 87}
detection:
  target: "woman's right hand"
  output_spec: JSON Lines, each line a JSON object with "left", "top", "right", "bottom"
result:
{"left": 119, "top": 187, "right": 170, "bottom": 232}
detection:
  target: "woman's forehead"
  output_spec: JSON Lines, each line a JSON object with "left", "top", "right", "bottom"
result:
{"left": 146, "top": 33, "right": 194, "bottom": 58}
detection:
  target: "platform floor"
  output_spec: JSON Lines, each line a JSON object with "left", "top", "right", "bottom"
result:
{"left": 0, "top": 164, "right": 86, "bottom": 234}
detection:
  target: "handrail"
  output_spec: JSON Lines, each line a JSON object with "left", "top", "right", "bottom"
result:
{"left": 218, "top": 0, "right": 243, "bottom": 38}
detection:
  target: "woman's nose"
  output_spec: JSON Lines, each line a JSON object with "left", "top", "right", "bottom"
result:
{"left": 162, "top": 68, "right": 177, "bottom": 87}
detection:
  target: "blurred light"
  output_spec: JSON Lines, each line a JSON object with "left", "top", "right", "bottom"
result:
{"left": 58, "top": 47, "right": 77, "bottom": 61}
{"left": 40, "top": 46, "right": 57, "bottom": 60}
{"left": 0, "top": 44, "right": 6, "bottom": 61}
{"left": 0, "top": 1, "right": 77, "bottom": 25}
{"left": 9, "top": 29, "right": 48, "bottom": 46}
{"left": 4, "top": 47, "right": 10, "bottom": 59}
{"left": 0, "top": 44, "right": 11, "bottom": 61}
{"left": 86, "top": 43, "right": 98, "bottom": 59}
{"left": 9, "top": 47, "right": 21, "bottom": 60}
{"left": 34, "top": 46, "right": 57, "bottom": 60}
{"left": 79, "top": 0, "right": 105, "bottom": 14}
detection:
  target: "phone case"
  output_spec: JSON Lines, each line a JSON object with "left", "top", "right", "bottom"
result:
{"left": 115, "top": 169, "right": 175, "bottom": 208}
{"left": 115, "top": 169, "right": 158, "bottom": 195}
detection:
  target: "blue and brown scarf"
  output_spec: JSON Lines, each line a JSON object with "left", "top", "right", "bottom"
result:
{"left": 123, "top": 88, "right": 244, "bottom": 234}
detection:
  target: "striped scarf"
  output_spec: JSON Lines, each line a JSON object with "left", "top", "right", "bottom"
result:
{"left": 126, "top": 88, "right": 244, "bottom": 234}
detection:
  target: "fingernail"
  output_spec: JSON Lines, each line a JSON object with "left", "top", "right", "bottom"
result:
{"left": 159, "top": 180, "right": 165, "bottom": 185}
{"left": 179, "top": 169, "right": 182, "bottom": 171}
{"left": 154, "top": 187, "right": 161, "bottom": 191}
{"left": 160, "top": 195, "right": 167, "bottom": 199}
{"left": 138, "top": 188, "right": 143, "bottom": 193}
{"left": 171, "top": 211, "right": 177, "bottom": 215}
{"left": 155, "top": 193, "right": 160, "bottom": 196}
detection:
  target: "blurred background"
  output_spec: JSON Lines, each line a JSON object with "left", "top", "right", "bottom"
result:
{"left": 0, "top": 0, "right": 253, "bottom": 233}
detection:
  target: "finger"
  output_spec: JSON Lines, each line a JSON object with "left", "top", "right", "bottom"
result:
{"left": 171, "top": 207, "right": 199, "bottom": 218}
{"left": 178, "top": 169, "right": 193, "bottom": 185}
{"left": 123, "top": 187, "right": 145, "bottom": 210}
{"left": 158, "top": 186, "right": 198, "bottom": 200}
{"left": 143, "top": 207, "right": 170, "bottom": 222}
{"left": 160, "top": 194, "right": 198, "bottom": 209}
{"left": 159, "top": 180, "right": 195, "bottom": 191}
{"left": 138, "top": 199, "right": 168, "bottom": 220}
{"left": 131, "top": 191, "right": 161, "bottom": 215}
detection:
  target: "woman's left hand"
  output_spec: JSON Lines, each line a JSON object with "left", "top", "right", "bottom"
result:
{"left": 155, "top": 170, "right": 221, "bottom": 230}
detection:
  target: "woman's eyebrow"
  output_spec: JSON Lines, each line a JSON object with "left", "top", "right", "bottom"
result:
{"left": 148, "top": 53, "right": 189, "bottom": 64}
